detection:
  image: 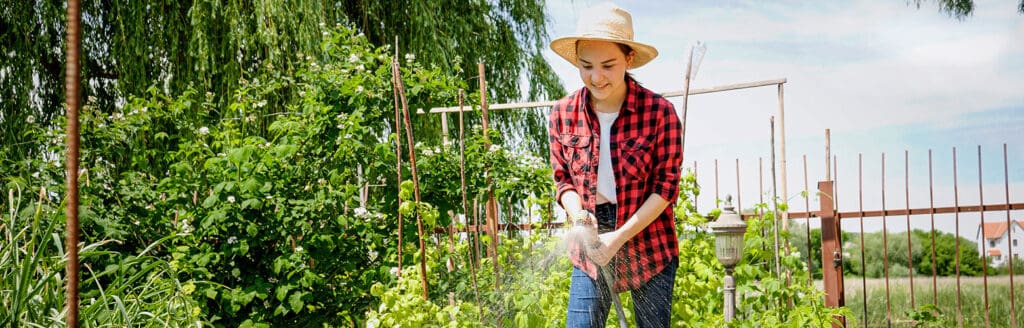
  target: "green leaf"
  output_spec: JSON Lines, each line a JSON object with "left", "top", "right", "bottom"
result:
{"left": 202, "top": 194, "right": 218, "bottom": 208}
{"left": 276, "top": 285, "right": 292, "bottom": 302}
{"left": 289, "top": 291, "right": 307, "bottom": 313}
{"left": 228, "top": 147, "right": 253, "bottom": 165}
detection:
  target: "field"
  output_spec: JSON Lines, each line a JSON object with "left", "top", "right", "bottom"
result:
{"left": 820, "top": 275, "right": 1024, "bottom": 327}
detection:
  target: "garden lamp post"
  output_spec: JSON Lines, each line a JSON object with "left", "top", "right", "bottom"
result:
{"left": 709, "top": 195, "right": 747, "bottom": 322}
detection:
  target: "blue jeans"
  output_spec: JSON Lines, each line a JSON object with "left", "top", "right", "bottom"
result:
{"left": 565, "top": 203, "right": 678, "bottom": 327}
{"left": 565, "top": 258, "right": 678, "bottom": 328}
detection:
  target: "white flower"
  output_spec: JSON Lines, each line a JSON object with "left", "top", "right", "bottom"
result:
{"left": 227, "top": 196, "right": 236, "bottom": 203}
{"left": 322, "top": 31, "right": 329, "bottom": 37}
{"left": 318, "top": 22, "right": 325, "bottom": 28}
{"left": 256, "top": 100, "right": 266, "bottom": 108}
{"left": 489, "top": 144, "right": 501, "bottom": 152}
{"left": 199, "top": 127, "right": 209, "bottom": 135}
{"left": 295, "top": 246, "right": 304, "bottom": 253}
{"left": 368, "top": 250, "right": 378, "bottom": 261}
{"left": 227, "top": 236, "right": 238, "bottom": 244}
{"left": 113, "top": 112, "right": 124, "bottom": 120}
{"left": 405, "top": 53, "right": 415, "bottom": 62}
{"left": 318, "top": 178, "right": 327, "bottom": 185}
{"left": 389, "top": 267, "right": 399, "bottom": 276}
{"left": 26, "top": 115, "right": 35, "bottom": 124}
{"left": 354, "top": 207, "right": 368, "bottom": 217}
{"left": 356, "top": 64, "right": 365, "bottom": 71}
{"left": 423, "top": 148, "right": 434, "bottom": 156}
{"left": 348, "top": 54, "right": 359, "bottom": 63}
{"left": 355, "top": 85, "right": 364, "bottom": 93}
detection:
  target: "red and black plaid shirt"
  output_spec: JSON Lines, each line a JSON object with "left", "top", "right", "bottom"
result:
{"left": 549, "top": 76, "right": 682, "bottom": 292}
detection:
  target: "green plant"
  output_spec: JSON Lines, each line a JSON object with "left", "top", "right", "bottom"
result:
{"left": 1, "top": 186, "right": 201, "bottom": 327}
{"left": 367, "top": 171, "right": 855, "bottom": 327}
{"left": 906, "top": 303, "right": 950, "bottom": 327}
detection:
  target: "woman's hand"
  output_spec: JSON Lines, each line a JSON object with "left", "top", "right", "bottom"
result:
{"left": 587, "top": 230, "right": 625, "bottom": 267}
{"left": 569, "top": 208, "right": 596, "bottom": 227}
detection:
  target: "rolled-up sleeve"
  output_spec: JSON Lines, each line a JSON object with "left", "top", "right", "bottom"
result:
{"left": 549, "top": 103, "right": 576, "bottom": 204}
{"left": 650, "top": 99, "right": 682, "bottom": 202}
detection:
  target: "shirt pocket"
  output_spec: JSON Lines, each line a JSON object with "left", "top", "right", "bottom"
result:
{"left": 557, "top": 133, "right": 592, "bottom": 176}
{"left": 619, "top": 134, "right": 656, "bottom": 179}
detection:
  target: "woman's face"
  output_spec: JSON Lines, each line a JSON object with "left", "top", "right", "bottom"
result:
{"left": 576, "top": 40, "right": 633, "bottom": 103}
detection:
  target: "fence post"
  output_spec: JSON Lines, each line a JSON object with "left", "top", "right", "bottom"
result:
{"left": 819, "top": 180, "right": 846, "bottom": 326}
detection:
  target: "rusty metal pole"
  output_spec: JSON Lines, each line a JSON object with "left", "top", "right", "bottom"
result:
{"left": 64, "top": 0, "right": 82, "bottom": 326}
{"left": 818, "top": 180, "right": 845, "bottom": 327}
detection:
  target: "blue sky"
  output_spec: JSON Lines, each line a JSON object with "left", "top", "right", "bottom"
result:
{"left": 541, "top": 1, "right": 1024, "bottom": 239}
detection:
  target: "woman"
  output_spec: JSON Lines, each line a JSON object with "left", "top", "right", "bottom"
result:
{"left": 548, "top": 3, "right": 682, "bottom": 327}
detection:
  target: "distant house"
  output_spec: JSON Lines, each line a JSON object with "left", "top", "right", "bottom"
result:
{"left": 976, "top": 220, "right": 1024, "bottom": 267}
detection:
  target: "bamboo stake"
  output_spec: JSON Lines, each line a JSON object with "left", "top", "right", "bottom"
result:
{"left": 479, "top": 62, "right": 501, "bottom": 290}
{"left": 458, "top": 89, "right": 483, "bottom": 319}
{"left": 769, "top": 116, "right": 782, "bottom": 279}
{"left": 392, "top": 57, "right": 429, "bottom": 300}
{"left": 428, "top": 79, "right": 788, "bottom": 113}
{"left": 680, "top": 45, "right": 694, "bottom": 161}
{"left": 391, "top": 39, "right": 404, "bottom": 278}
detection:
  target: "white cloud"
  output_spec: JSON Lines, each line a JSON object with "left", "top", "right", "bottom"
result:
{"left": 545, "top": 0, "right": 1023, "bottom": 140}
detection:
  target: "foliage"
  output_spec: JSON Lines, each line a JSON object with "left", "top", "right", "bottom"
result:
{"left": 906, "top": 303, "right": 950, "bottom": 327}
{"left": 338, "top": 0, "right": 566, "bottom": 154}
{"left": 367, "top": 171, "right": 854, "bottom": 327}
{"left": 910, "top": 0, "right": 1024, "bottom": 20}
{"left": 1, "top": 19, "right": 563, "bottom": 325}
{"left": 1, "top": 0, "right": 562, "bottom": 167}
{"left": 1, "top": 186, "right": 201, "bottom": 327}
{"left": 841, "top": 229, "right": 986, "bottom": 278}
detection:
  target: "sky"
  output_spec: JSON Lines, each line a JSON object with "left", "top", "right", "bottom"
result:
{"left": 540, "top": 0, "right": 1024, "bottom": 244}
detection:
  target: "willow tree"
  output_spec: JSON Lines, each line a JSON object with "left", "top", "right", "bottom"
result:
{"left": 0, "top": 0, "right": 562, "bottom": 173}
{"left": 913, "top": 0, "right": 1024, "bottom": 19}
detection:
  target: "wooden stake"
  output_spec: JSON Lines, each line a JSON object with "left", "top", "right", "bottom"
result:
{"left": 393, "top": 57, "right": 429, "bottom": 300}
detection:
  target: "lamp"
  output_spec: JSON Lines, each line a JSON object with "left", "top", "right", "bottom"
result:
{"left": 708, "top": 195, "right": 747, "bottom": 322}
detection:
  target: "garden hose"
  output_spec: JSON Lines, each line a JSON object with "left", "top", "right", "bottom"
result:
{"left": 599, "top": 263, "right": 628, "bottom": 328}
{"left": 567, "top": 219, "right": 627, "bottom": 328}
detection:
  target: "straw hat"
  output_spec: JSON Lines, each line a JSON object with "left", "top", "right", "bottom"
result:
{"left": 550, "top": 2, "right": 659, "bottom": 69}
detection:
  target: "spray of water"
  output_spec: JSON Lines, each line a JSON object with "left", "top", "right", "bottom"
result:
{"left": 563, "top": 223, "right": 628, "bottom": 328}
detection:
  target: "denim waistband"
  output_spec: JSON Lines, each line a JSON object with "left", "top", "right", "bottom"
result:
{"left": 594, "top": 203, "right": 617, "bottom": 233}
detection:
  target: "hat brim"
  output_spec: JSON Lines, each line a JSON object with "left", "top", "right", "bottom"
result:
{"left": 550, "top": 36, "right": 659, "bottom": 69}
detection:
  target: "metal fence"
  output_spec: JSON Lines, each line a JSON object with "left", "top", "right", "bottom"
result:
{"left": 694, "top": 144, "right": 1023, "bottom": 328}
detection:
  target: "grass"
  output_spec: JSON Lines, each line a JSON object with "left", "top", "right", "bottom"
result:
{"left": 841, "top": 275, "right": 1024, "bottom": 327}
{"left": 1, "top": 186, "right": 202, "bottom": 327}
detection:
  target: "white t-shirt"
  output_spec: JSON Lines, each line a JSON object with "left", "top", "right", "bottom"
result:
{"left": 596, "top": 110, "right": 619, "bottom": 204}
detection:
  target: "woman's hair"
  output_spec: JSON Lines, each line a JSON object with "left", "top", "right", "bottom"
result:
{"left": 575, "top": 40, "right": 636, "bottom": 80}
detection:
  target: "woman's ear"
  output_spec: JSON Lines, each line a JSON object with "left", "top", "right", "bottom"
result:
{"left": 626, "top": 51, "right": 636, "bottom": 68}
